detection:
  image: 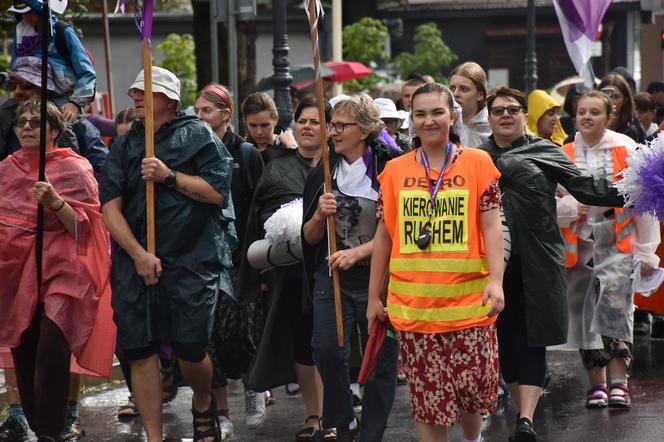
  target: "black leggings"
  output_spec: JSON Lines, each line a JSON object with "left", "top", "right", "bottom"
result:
{"left": 497, "top": 256, "right": 548, "bottom": 387}
{"left": 11, "top": 307, "right": 71, "bottom": 439}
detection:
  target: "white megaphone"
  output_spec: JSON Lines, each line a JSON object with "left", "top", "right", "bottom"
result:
{"left": 247, "top": 239, "right": 303, "bottom": 271}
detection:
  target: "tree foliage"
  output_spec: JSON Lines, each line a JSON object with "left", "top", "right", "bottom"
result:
{"left": 341, "top": 17, "right": 389, "bottom": 93}
{"left": 156, "top": 33, "right": 197, "bottom": 106}
{"left": 395, "top": 22, "right": 457, "bottom": 83}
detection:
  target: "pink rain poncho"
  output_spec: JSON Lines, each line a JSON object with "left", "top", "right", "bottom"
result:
{"left": 0, "top": 147, "right": 115, "bottom": 377}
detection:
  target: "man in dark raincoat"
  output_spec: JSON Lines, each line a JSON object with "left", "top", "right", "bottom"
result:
{"left": 100, "top": 67, "right": 234, "bottom": 442}
{"left": 479, "top": 87, "right": 624, "bottom": 442}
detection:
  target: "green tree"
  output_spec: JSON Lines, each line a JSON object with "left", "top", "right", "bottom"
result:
{"left": 341, "top": 17, "right": 389, "bottom": 93}
{"left": 156, "top": 33, "right": 197, "bottom": 106}
{"left": 395, "top": 22, "right": 457, "bottom": 83}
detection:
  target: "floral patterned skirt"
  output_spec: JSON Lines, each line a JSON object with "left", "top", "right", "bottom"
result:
{"left": 396, "top": 325, "right": 499, "bottom": 427}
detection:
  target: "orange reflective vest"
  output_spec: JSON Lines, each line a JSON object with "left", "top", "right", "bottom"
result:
{"left": 378, "top": 148, "right": 501, "bottom": 334}
{"left": 560, "top": 142, "right": 633, "bottom": 268}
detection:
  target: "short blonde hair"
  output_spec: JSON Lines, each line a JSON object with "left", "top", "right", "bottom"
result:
{"left": 332, "top": 93, "right": 382, "bottom": 142}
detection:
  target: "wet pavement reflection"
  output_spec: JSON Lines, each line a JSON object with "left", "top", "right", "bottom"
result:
{"left": 46, "top": 336, "right": 664, "bottom": 440}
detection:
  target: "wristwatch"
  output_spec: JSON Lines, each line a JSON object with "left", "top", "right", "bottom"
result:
{"left": 164, "top": 169, "right": 177, "bottom": 188}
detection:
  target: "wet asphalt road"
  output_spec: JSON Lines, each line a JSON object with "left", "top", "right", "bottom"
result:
{"left": 11, "top": 336, "right": 664, "bottom": 441}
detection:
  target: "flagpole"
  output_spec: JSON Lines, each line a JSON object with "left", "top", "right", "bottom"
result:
{"left": 101, "top": 0, "right": 114, "bottom": 115}
{"left": 143, "top": 40, "right": 155, "bottom": 254}
{"left": 36, "top": 0, "right": 52, "bottom": 304}
{"left": 305, "top": 0, "right": 344, "bottom": 347}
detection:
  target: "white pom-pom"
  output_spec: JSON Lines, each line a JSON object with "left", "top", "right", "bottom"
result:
{"left": 264, "top": 198, "right": 304, "bottom": 251}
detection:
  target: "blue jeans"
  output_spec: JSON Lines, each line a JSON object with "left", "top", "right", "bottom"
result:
{"left": 311, "top": 271, "right": 399, "bottom": 441}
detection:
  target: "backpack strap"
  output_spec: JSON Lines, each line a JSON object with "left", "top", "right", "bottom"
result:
{"left": 54, "top": 20, "right": 72, "bottom": 61}
{"left": 238, "top": 141, "right": 258, "bottom": 192}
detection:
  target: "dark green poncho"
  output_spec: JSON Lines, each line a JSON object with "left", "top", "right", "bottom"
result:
{"left": 100, "top": 113, "right": 235, "bottom": 349}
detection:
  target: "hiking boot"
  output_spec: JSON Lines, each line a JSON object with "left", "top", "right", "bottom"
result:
{"left": 59, "top": 415, "right": 85, "bottom": 441}
{"left": 0, "top": 415, "right": 30, "bottom": 442}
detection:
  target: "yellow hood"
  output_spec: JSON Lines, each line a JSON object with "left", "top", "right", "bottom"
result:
{"left": 527, "top": 89, "right": 567, "bottom": 146}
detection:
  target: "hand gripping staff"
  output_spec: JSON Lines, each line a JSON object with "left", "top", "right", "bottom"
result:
{"left": 304, "top": 0, "right": 344, "bottom": 347}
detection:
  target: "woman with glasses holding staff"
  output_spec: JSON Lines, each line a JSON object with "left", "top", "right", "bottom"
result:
{"left": 366, "top": 82, "right": 505, "bottom": 442}
{"left": 302, "top": 94, "right": 402, "bottom": 442}
{"left": 479, "top": 87, "right": 625, "bottom": 442}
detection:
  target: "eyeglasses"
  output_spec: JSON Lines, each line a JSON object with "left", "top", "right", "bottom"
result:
{"left": 194, "top": 107, "right": 224, "bottom": 117}
{"left": 489, "top": 106, "right": 523, "bottom": 117}
{"left": 16, "top": 118, "right": 41, "bottom": 129}
{"left": 328, "top": 121, "right": 358, "bottom": 133}
{"left": 6, "top": 79, "right": 37, "bottom": 91}
{"left": 127, "top": 88, "right": 144, "bottom": 99}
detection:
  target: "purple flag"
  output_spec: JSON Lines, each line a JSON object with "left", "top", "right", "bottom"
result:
{"left": 115, "top": 0, "right": 154, "bottom": 41}
{"left": 141, "top": 0, "right": 154, "bottom": 41}
{"left": 553, "top": 0, "right": 612, "bottom": 87}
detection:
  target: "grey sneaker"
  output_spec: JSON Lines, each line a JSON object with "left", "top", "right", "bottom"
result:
{"left": 244, "top": 390, "right": 267, "bottom": 428}
{"left": 218, "top": 415, "right": 234, "bottom": 440}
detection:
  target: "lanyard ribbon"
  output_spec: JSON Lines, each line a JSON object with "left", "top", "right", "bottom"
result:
{"left": 420, "top": 142, "right": 452, "bottom": 217}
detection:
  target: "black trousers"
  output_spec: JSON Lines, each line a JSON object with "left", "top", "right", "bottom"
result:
{"left": 11, "top": 307, "right": 71, "bottom": 439}
{"left": 497, "top": 256, "right": 548, "bottom": 387}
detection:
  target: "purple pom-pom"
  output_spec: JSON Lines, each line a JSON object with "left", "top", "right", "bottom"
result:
{"left": 634, "top": 143, "right": 664, "bottom": 220}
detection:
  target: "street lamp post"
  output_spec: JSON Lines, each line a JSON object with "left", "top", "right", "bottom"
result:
{"left": 524, "top": 0, "right": 538, "bottom": 93}
{"left": 272, "top": 0, "right": 293, "bottom": 129}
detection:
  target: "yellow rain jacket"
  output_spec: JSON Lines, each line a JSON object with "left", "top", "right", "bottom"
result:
{"left": 527, "top": 89, "right": 567, "bottom": 146}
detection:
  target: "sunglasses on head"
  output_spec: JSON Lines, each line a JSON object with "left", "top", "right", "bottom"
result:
{"left": 15, "top": 118, "right": 41, "bottom": 129}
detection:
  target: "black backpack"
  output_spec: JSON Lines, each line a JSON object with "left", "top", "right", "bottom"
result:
{"left": 53, "top": 20, "right": 93, "bottom": 67}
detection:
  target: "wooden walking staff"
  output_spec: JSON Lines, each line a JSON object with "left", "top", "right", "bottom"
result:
{"left": 304, "top": 0, "right": 344, "bottom": 347}
{"left": 141, "top": 0, "right": 156, "bottom": 253}
{"left": 36, "top": 0, "right": 53, "bottom": 303}
{"left": 114, "top": 1, "right": 155, "bottom": 252}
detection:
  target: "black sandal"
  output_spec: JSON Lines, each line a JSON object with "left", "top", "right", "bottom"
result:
{"left": 295, "top": 415, "right": 320, "bottom": 441}
{"left": 192, "top": 394, "right": 221, "bottom": 442}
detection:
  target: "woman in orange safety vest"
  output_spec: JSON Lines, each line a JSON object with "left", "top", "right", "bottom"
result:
{"left": 367, "top": 82, "right": 505, "bottom": 442}
{"left": 557, "top": 91, "right": 660, "bottom": 410}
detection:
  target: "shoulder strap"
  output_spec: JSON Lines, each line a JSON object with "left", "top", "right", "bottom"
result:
{"left": 54, "top": 20, "right": 72, "bottom": 61}
{"left": 239, "top": 141, "right": 257, "bottom": 192}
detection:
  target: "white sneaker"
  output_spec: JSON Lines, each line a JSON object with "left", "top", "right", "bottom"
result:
{"left": 244, "top": 390, "right": 267, "bottom": 428}
{"left": 219, "top": 415, "right": 234, "bottom": 440}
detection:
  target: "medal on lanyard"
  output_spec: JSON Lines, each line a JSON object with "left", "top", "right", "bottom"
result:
{"left": 416, "top": 142, "right": 453, "bottom": 250}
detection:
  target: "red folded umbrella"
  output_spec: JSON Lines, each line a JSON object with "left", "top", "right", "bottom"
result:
{"left": 358, "top": 318, "right": 390, "bottom": 385}
{"left": 323, "top": 61, "right": 372, "bottom": 82}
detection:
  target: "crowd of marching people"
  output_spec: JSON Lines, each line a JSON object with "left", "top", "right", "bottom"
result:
{"left": 1, "top": 1, "right": 664, "bottom": 442}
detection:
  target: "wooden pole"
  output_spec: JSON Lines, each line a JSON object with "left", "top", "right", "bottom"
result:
{"left": 36, "top": 0, "right": 51, "bottom": 303}
{"left": 306, "top": 1, "right": 344, "bottom": 347}
{"left": 143, "top": 41, "right": 155, "bottom": 254}
{"left": 101, "top": 0, "right": 114, "bottom": 115}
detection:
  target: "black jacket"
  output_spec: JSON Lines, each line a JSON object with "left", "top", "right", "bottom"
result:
{"left": 480, "top": 134, "right": 624, "bottom": 346}
{"left": 301, "top": 138, "right": 403, "bottom": 301}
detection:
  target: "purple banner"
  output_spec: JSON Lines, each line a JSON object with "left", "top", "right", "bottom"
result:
{"left": 556, "top": 0, "right": 612, "bottom": 41}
